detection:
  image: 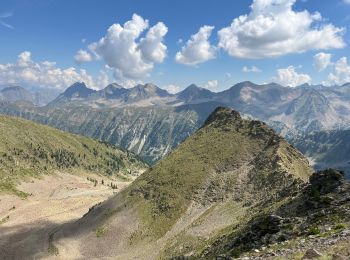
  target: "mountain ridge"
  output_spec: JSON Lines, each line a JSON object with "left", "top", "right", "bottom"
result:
{"left": 1, "top": 80, "right": 350, "bottom": 168}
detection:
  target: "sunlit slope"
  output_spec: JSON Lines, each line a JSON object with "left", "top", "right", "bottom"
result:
{"left": 0, "top": 115, "right": 147, "bottom": 196}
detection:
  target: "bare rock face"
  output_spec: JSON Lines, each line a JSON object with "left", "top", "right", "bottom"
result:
{"left": 203, "top": 168, "right": 350, "bottom": 259}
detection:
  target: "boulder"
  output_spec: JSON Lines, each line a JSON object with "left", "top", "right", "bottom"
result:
{"left": 302, "top": 248, "right": 322, "bottom": 259}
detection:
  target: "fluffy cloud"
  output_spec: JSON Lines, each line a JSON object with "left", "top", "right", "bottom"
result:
{"left": 115, "top": 79, "right": 144, "bottom": 88}
{"left": 75, "top": 14, "right": 168, "bottom": 80}
{"left": 0, "top": 51, "right": 109, "bottom": 90}
{"left": 163, "top": 84, "right": 180, "bottom": 94}
{"left": 204, "top": 80, "right": 219, "bottom": 90}
{"left": 313, "top": 52, "right": 332, "bottom": 71}
{"left": 175, "top": 26, "right": 216, "bottom": 65}
{"left": 344, "top": 0, "right": 350, "bottom": 4}
{"left": 242, "top": 65, "right": 262, "bottom": 73}
{"left": 218, "top": 0, "right": 345, "bottom": 59}
{"left": 74, "top": 50, "right": 93, "bottom": 64}
{"left": 326, "top": 57, "right": 350, "bottom": 85}
{"left": 274, "top": 66, "right": 311, "bottom": 87}
{"left": 139, "top": 22, "right": 168, "bottom": 63}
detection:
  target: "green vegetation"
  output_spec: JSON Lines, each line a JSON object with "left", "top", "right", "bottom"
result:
{"left": 334, "top": 223, "right": 346, "bottom": 231}
{"left": 48, "top": 244, "right": 59, "bottom": 256}
{"left": 0, "top": 115, "right": 147, "bottom": 196}
{"left": 308, "top": 226, "right": 321, "bottom": 235}
{"left": 231, "top": 248, "right": 241, "bottom": 258}
{"left": 96, "top": 225, "right": 108, "bottom": 237}
{"left": 0, "top": 215, "right": 9, "bottom": 225}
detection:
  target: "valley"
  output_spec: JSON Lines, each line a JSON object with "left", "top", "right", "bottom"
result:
{"left": 0, "top": 115, "right": 147, "bottom": 258}
{"left": 0, "top": 171, "right": 133, "bottom": 259}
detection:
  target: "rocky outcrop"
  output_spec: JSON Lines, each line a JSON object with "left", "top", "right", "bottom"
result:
{"left": 203, "top": 169, "right": 350, "bottom": 259}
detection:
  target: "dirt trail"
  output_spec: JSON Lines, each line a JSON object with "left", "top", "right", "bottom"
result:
{"left": 0, "top": 172, "right": 132, "bottom": 259}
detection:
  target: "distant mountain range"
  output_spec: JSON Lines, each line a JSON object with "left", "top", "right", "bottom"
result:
{"left": 46, "top": 81, "right": 350, "bottom": 134}
{"left": 49, "top": 82, "right": 174, "bottom": 107}
{"left": 0, "top": 85, "right": 59, "bottom": 106}
{"left": 0, "top": 81, "right": 350, "bottom": 170}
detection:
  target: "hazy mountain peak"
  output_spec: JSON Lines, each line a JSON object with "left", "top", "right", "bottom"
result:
{"left": 1, "top": 85, "right": 26, "bottom": 92}
{"left": 98, "top": 83, "right": 128, "bottom": 99}
{"left": 105, "top": 83, "right": 124, "bottom": 90}
{"left": 297, "top": 83, "right": 311, "bottom": 88}
{"left": 62, "top": 82, "right": 96, "bottom": 98}
{"left": 177, "top": 83, "right": 214, "bottom": 102}
{"left": 119, "top": 83, "right": 171, "bottom": 103}
{"left": 0, "top": 85, "right": 34, "bottom": 103}
{"left": 187, "top": 83, "right": 201, "bottom": 89}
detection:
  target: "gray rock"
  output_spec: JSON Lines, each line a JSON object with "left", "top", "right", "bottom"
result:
{"left": 302, "top": 249, "right": 322, "bottom": 259}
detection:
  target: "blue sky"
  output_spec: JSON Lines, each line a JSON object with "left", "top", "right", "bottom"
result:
{"left": 0, "top": 0, "right": 350, "bottom": 92}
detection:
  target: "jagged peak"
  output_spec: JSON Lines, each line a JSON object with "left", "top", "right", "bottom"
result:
{"left": 61, "top": 82, "right": 96, "bottom": 98}
{"left": 187, "top": 83, "right": 200, "bottom": 89}
{"left": 63, "top": 82, "right": 88, "bottom": 92}
{"left": 104, "top": 83, "right": 124, "bottom": 89}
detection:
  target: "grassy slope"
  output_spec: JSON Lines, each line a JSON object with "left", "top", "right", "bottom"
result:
{"left": 0, "top": 115, "right": 147, "bottom": 196}
{"left": 127, "top": 108, "right": 311, "bottom": 234}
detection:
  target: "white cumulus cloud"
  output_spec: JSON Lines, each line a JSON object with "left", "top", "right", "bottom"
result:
{"left": 74, "top": 50, "right": 93, "bottom": 64}
{"left": 204, "top": 80, "right": 219, "bottom": 91}
{"left": 0, "top": 51, "right": 110, "bottom": 90}
{"left": 163, "top": 84, "right": 180, "bottom": 94}
{"left": 139, "top": 22, "right": 168, "bottom": 63}
{"left": 175, "top": 25, "right": 216, "bottom": 66}
{"left": 218, "top": 0, "right": 345, "bottom": 59}
{"left": 313, "top": 52, "right": 332, "bottom": 71}
{"left": 273, "top": 66, "right": 311, "bottom": 87}
{"left": 242, "top": 65, "right": 262, "bottom": 73}
{"left": 115, "top": 79, "right": 144, "bottom": 88}
{"left": 75, "top": 14, "right": 168, "bottom": 80}
{"left": 326, "top": 57, "right": 350, "bottom": 85}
